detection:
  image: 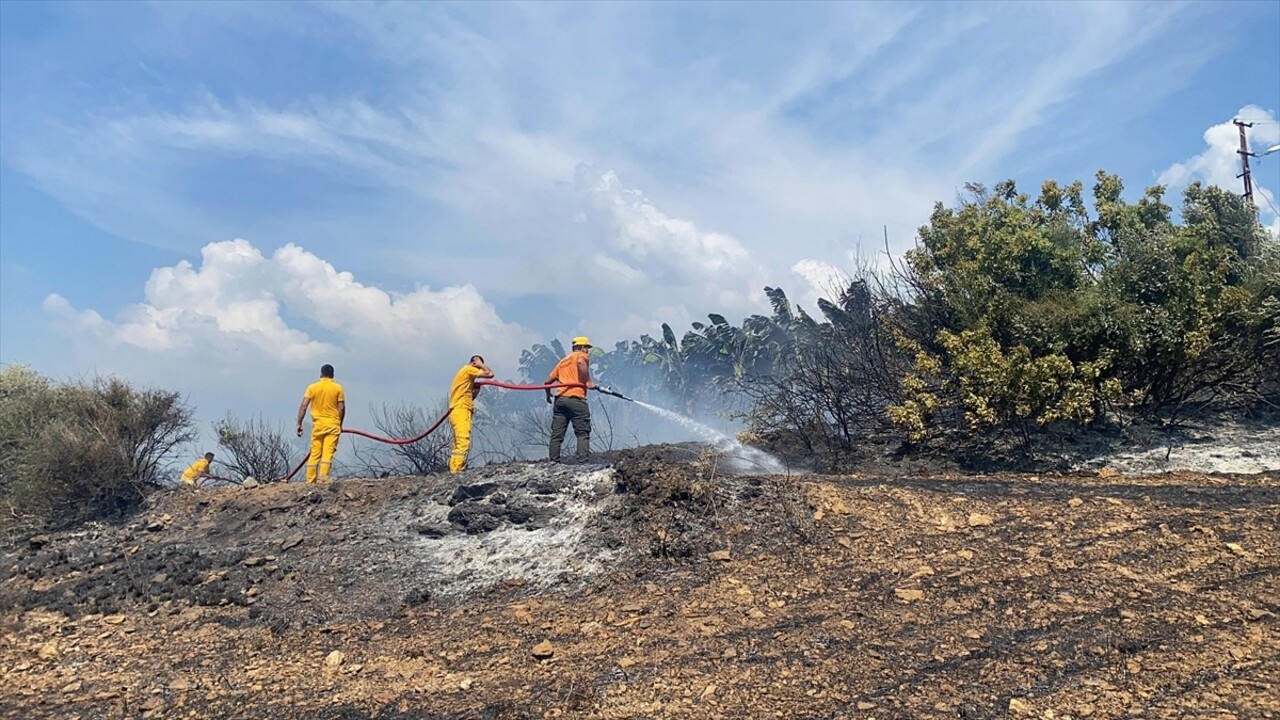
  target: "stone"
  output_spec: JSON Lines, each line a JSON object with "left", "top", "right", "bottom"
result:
{"left": 28, "top": 534, "right": 51, "bottom": 550}
{"left": 1008, "top": 697, "right": 1031, "bottom": 714}
{"left": 707, "top": 550, "right": 732, "bottom": 562}
{"left": 448, "top": 482, "right": 500, "bottom": 505}
{"left": 1097, "top": 467, "right": 1119, "bottom": 479}
{"left": 408, "top": 522, "right": 452, "bottom": 538}
{"left": 169, "top": 678, "right": 191, "bottom": 691}
{"left": 447, "top": 502, "right": 503, "bottom": 534}
{"left": 502, "top": 498, "right": 548, "bottom": 526}
{"left": 102, "top": 615, "right": 126, "bottom": 625}
{"left": 909, "top": 565, "right": 935, "bottom": 579}
{"left": 242, "top": 477, "right": 260, "bottom": 489}
{"left": 1247, "top": 607, "right": 1276, "bottom": 621}
{"left": 38, "top": 642, "right": 59, "bottom": 662}
{"left": 324, "top": 651, "right": 345, "bottom": 667}
{"left": 60, "top": 680, "right": 83, "bottom": 694}
{"left": 281, "top": 534, "right": 304, "bottom": 551}
{"left": 531, "top": 640, "right": 555, "bottom": 660}
{"left": 967, "top": 513, "right": 994, "bottom": 527}
{"left": 1068, "top": 498, "right": 1084, "bottom": 507}
{"left": 894, "top": 588, "right": 925, "bottom": 602}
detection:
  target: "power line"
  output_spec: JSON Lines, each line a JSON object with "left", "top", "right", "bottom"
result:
{"left": 1258, "top": 187, "right": 1280, "bottom": 220}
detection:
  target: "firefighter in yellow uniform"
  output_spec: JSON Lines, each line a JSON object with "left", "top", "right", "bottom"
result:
{"left": 295, "top": 363, "right": 345, "bottom": 484}
{"left": 180, "top": 452, "right": 216, "bottom": 487}
{"left": 448, "top": 355, "right": 495, "bottom": 473}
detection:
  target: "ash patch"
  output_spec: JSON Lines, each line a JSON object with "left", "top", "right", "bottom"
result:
{"left": 391, "top": 466, "right": 621, "bottom": 602}
{"left": 1077, "top": 418, "right": 1280, "bottom": 475}
{"left": 0, "top": 462, "right": 628, "bottom": 626}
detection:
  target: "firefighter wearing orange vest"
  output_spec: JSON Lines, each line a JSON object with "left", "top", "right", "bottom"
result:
{"left": 448, "top": 355, "right": 495, "bottom": 473}
{"left": 296, "top": 364, "right": 345, "bottom": 484}
{"left": 544, "top": 336, "right": 596, "bottom": 463}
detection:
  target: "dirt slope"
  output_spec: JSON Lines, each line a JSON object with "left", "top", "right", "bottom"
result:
{"left": 1, "top": 451, "right": 1277, "bottom": 720}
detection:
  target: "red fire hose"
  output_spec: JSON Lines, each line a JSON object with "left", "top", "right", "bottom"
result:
{"left": 275, "top": 381, "right": 588, "bottom": 482}
{"left": 475, "top": 380, "right": 586, "bottom": 391}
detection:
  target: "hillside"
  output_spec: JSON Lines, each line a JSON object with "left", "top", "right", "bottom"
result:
{"left": 1, "top": 448, "right": 1277, "bottom": 719}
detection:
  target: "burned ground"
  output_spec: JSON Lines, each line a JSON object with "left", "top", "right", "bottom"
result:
{"left": 1, "top": 447, "right": 1277, "bottom": 719}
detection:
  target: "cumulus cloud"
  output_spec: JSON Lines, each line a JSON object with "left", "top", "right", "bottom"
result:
{"left": 46, "top": 242, "right": 333, "bottom": 366}
{"left": 44, "top": 239, "right": 537, "bottom": 420}
{"left": 1158, "top": 105, "right": 1280, "bottom": 230}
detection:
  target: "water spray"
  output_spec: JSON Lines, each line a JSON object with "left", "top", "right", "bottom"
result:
{"left": 629, "top": 400, "right": 786, "bottom": 475}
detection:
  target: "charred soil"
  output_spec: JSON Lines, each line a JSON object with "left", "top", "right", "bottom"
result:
{"left": 1, "top": 446, "right": 1277, "bottom": 719}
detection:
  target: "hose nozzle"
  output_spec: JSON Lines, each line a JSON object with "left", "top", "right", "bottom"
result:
{"left": 596, "top": 387, "right": 634, "bottom": 402}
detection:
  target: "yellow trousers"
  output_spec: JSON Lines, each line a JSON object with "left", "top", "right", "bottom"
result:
{"left": 449, "top": 409, "right": 472, "bottom": 473}
{"left": 307, "top": 422, "right": 341, "bottom": 483}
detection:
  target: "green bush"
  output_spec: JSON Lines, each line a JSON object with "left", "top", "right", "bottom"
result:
{"left": 889, "top": 174, "right": 1278, "bottom": 441}
{"left": 0, "top": 365, "right": 196, "bottom": 526}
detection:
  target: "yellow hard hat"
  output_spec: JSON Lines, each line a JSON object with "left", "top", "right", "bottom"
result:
{"left": 572, "top": 336, "right": 592, "bottom": 348}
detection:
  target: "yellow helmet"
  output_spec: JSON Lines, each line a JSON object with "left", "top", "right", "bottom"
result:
{"left": 572, "top": 336, "right": 592, "bottom": 349}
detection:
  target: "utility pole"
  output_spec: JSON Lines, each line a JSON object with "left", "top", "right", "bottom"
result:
{"left": 1235, "top": 119, "right": 1254, "bottom": 204}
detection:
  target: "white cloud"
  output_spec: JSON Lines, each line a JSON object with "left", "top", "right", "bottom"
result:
{"left": 1157, "top": 105, "right": 1280, "bottom": 228}
{"left": 572, "top": 166, "right": 768, "bottom": 337}
{"left": 578, "top": 167, "right": 750, "bottom": 278}
{"left": 790, "top": 259, "right": 849, "bottom": 311}
{"left": 45, "top": 238, "right": 536, "bottom": 393}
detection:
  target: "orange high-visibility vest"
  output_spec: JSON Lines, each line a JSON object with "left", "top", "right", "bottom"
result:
{"left": 550, "top": 351, "right": 589, "bottom": 399}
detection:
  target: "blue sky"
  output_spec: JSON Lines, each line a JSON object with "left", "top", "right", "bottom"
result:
{"left": 2, "top": 1, "right": 1279, "bottom": 442}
